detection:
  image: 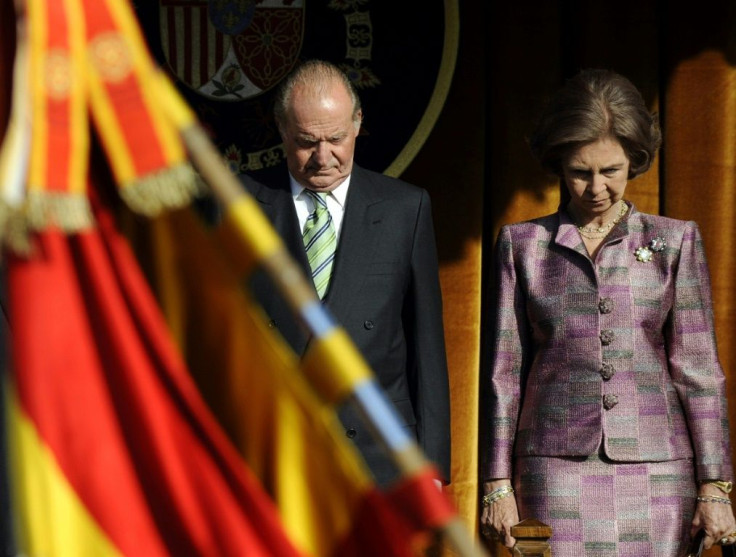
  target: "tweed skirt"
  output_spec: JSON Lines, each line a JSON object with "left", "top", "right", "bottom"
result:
{"left": 514, "top": 452, "right": 697, "bottom": 557}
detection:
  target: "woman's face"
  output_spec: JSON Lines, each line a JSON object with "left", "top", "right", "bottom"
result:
{"left": 562, "top": 137, "right": 630, "bottom": 219}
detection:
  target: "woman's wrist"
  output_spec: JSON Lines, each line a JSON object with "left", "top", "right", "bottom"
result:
{"left": 482, "top": 483, "right": 515, "bottom": 507}
{"left": 484, "top": 478, "right": 512, "bottom": 493}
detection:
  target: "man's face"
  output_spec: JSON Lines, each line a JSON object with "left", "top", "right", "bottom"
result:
{"left": 280, "top": 79, "right": 362, "bottom": 192}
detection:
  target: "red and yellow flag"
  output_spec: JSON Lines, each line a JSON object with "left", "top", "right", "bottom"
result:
{"left": 6, "top": 185, "right": 305, "bottom": 556}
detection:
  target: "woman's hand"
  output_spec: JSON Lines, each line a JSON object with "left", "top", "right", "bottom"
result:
{"left": 691, "top": 484, "right": 736, "bottom": 549}
{"left": 480, "top": 479, "right": 519, "bottom": 548}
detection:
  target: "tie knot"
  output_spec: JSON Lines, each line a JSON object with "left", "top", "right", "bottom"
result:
{"left": 305, "top": 189, "right": 328, "bottom": 209}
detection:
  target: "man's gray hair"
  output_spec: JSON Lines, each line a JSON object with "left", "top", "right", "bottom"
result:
{"left": 273, "top": 59, "right": 362, "bottom": 133}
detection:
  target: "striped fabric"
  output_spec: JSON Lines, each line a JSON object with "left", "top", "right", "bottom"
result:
{"left": 302, "top": 190, "right": 336, "bottom": 299}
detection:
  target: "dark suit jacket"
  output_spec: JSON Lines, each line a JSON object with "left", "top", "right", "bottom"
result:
{"left": 243, "top": 164, "right": 451, "bottom": 485}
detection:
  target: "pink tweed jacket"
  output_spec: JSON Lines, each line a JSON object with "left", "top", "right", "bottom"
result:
{"left": 483, "top": 203, "right": 733, "bottom": 482}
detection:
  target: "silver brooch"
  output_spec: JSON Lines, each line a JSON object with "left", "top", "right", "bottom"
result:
{"left": 649, "top": 236, "right": 666, "bottom": 252}
{"left": 635, "top": 237, "right": 665, "bottom": 262}
{"left": 635, "top": 246, "right": 653, "bottom": 262}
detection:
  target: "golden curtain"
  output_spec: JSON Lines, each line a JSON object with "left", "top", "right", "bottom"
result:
{"left": 665, "top": 52, "right": 736, "bottom": 557}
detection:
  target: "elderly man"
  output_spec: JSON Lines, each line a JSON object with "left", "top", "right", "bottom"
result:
{"left": 244, "top": 59, "right": 450, "bottom": 487}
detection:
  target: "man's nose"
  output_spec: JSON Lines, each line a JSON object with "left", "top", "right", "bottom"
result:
{"left": 311, "top": 142, "right": 331, "bottom": 165}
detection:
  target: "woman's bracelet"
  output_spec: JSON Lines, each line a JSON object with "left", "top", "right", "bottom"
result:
{"left": 696, "top": 495, "right": 732, "bottom": 505}
{"left": 482, "top": 485, "right": 514, "bottom": 507}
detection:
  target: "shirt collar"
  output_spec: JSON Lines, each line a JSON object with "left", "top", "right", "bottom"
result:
{"left": 290, "top": 173, "right": 351, "bottom": 209}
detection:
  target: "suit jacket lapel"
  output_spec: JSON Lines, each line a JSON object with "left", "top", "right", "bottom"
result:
{"left": 325, "top": 166, "right": 383, "bottom": 321}
{"left": 555, "top": 208, "right": 588, "bottom": 256}
{"left": 250, "top": 177, "right": 311, "bottom": 275}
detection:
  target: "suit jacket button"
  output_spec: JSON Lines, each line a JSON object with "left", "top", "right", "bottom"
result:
{"left": 268, "top": 319, "right": 277, "bottom": 328}
{"left": 346, "top": 428, "right": 357, "bottom": 439}
{"left": 600, "top": 329, "right": 615, "bottom": 345}
{"left": 600, "top": 362, "right": 615, "bottom": 380}
{"left": 363, "top": 320, "right": 374, "bottom": 330}
{"left": 603, "top": 394, "right": 619, "bottom": 410}
{"left": 598, "top": 297, "right": 614, "bottom": 314}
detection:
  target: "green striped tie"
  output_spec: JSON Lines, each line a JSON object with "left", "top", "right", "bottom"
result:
{"left": 302, "top": 190, "right": 337, "bottom": 299}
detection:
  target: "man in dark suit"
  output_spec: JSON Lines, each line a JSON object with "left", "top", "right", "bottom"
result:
{"left": 244, "top": 59, "right": 450, "bottom": 487}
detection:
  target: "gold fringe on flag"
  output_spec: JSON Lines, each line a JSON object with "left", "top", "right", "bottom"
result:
{"left": 0, "top": 211, "right": 32, "bottom": 257}
{"left": 120, "top": 162, "right": 206, "bottom": 217}
{"left": 26, "top": 191, "right": 94, "bottom": 232}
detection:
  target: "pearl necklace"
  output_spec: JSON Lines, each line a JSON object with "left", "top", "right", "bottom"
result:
{"left": 575, "top": 201, "right": 628, "bottom": 239}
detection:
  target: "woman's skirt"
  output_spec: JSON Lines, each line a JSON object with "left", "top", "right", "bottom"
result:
{"left": 514, "top": 452, "right": 697, "bottom": 557}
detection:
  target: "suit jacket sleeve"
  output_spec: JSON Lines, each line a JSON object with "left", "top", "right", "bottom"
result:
{"left": 407, "top": 189, "right": 451, "bottom": 483}
{"left": 666, "top": 221, "right": 733, "bottom": 481}
{"left": 481, "top": 225, "right": 529, "bottom": 481}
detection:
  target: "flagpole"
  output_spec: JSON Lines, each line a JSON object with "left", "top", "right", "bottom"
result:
{"left": 180, "top": 122, "right": 487, "bottom": 557}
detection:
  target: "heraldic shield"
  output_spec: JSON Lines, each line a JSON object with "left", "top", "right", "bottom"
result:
{"left": 159, "top": 0, "right": 305, "bottom": 101}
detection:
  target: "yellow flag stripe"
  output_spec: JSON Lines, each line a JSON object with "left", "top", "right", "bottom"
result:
{"left": 302, "top": 328, "right": 373, "bottom": 404}
{"left": 26, "top": 0, "right": 49, "bottom": 191}
{"left": 153, "top": 70, "right": 197, "bottom": 131}
{"left": 85, "top": 64, "right": 136, "bottom": 184}
{"left": 6, "top": 383, "right": 123, "bottom": 557}
{"left": 224, "top": 196, "right": 284, "bottom": 270}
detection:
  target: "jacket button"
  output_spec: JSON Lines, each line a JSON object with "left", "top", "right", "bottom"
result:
{"left": 600, "top": 329, "right": 615, "bottom": 345}
{"left": 603, "top": 394, "right": 619, "bottom": 410}
{"left": 363, "top": 320, "right": 374, "bottom": 330}
{"left": 346, "top": 428, "right": 357, "bottom": 439}
{"left": 268, "top": 319, "right": 277, "bottom": 328}
{"left": 598, "top": 297, "right": 614, "bottom": 314}
{"left": 600, "top": 362, "right": 615, "bottom": 380}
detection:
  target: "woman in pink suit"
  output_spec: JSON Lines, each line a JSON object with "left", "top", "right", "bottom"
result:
{"left": 480, "top": 69, "right": 736, "bottom": 556}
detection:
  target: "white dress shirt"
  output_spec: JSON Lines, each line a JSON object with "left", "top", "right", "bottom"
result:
{"left": 290, "top": 174, "right": 350, "bottom": 241}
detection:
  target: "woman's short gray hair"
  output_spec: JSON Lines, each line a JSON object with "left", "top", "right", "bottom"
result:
{"left": 529, "top": 68, "right": 662, "bottom": 179}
